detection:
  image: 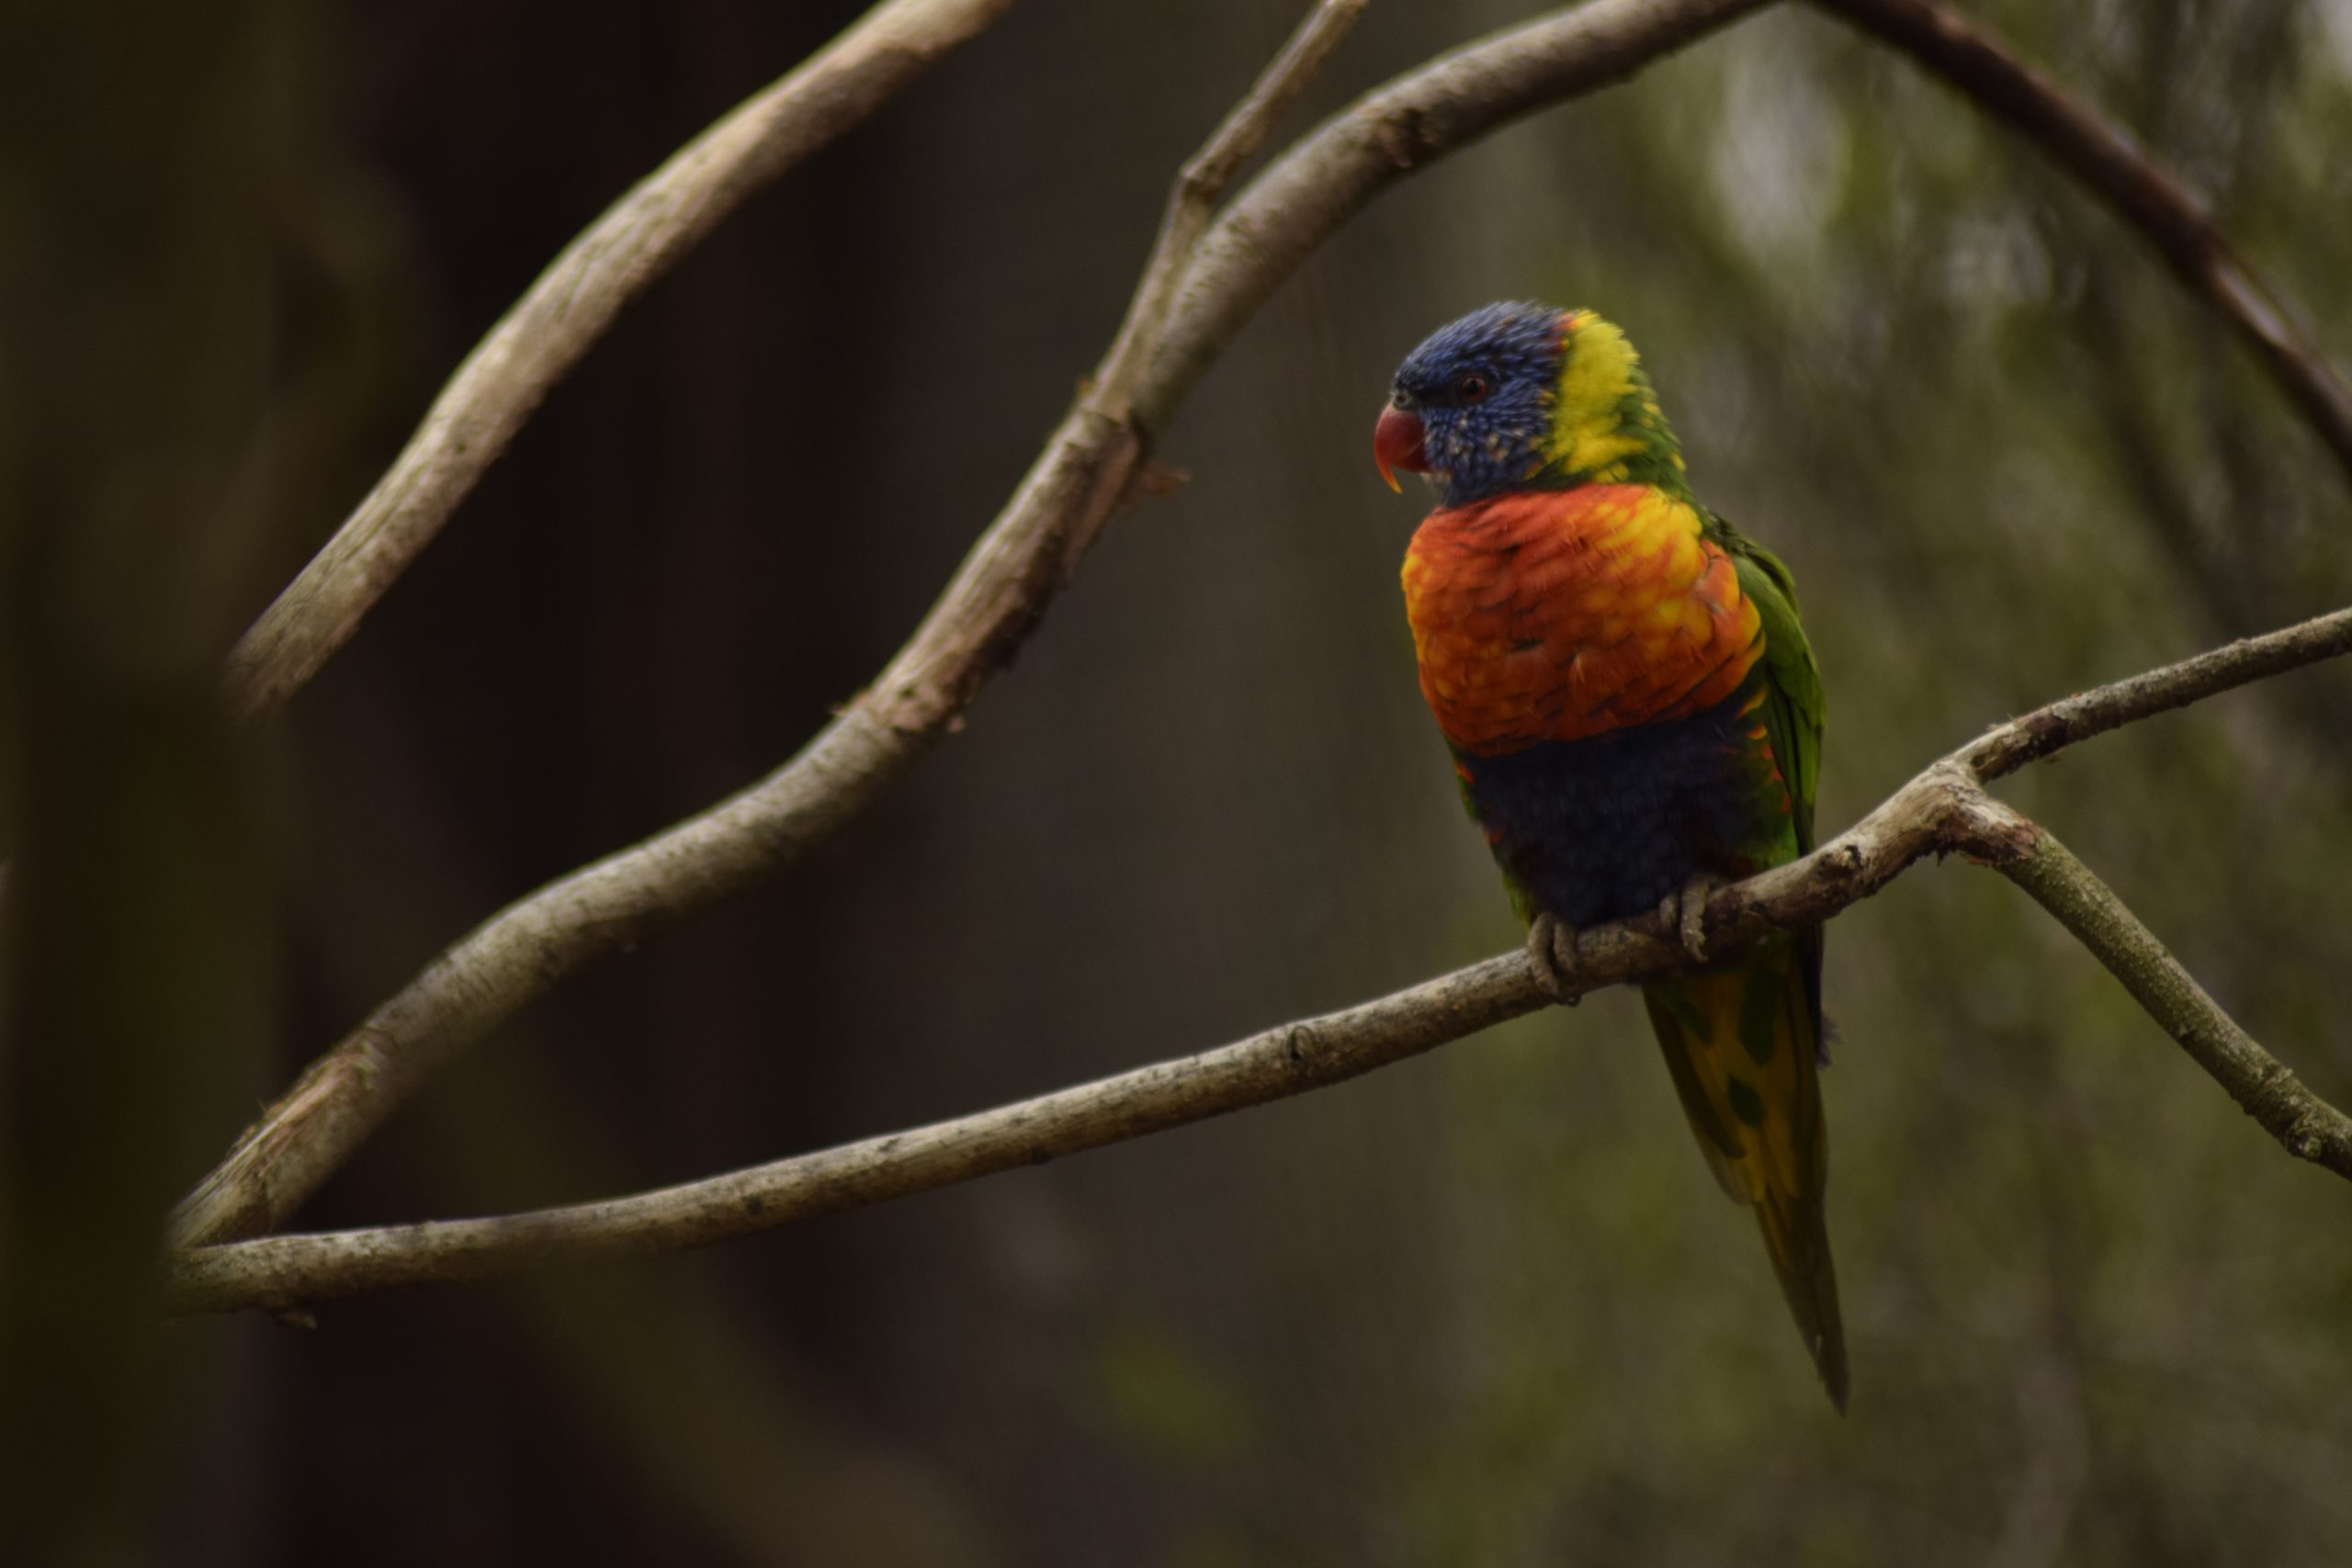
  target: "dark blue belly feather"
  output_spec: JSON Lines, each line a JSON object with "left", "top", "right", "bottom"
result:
{"left": 1459, "top": 688, "right": 1776, "bottom": 929}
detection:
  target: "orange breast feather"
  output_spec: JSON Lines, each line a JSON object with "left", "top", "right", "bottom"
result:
{"left": 1400, "top": 485, "right": 1763, "bottom": 754}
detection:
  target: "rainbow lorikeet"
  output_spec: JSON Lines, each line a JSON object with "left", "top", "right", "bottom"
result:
{"left": 1374, "top": 303, "right": 1847, "bottom": 1410}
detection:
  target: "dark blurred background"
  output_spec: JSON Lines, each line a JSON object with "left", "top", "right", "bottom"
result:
{"left": 6, "top": 0, "right": 2352, "bottom": 1562}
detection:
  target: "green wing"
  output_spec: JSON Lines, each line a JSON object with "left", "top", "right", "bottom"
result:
{"left": 1718, "top": 517, "right": 1823, "bottom": 857}
{"left": 1717, "top": 516, "right": 1826, "bottom": 1052}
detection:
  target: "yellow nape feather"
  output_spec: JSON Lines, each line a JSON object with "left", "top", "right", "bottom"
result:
{"left": 1545, "top": 310, "right": 1676, "bottom": 484}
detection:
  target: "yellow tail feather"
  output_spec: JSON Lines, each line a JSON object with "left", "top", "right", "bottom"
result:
{"left": 1643, "top": 945, "right": 1848, "bottom": 1412}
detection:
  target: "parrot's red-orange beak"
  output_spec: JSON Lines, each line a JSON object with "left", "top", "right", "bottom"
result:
{"left": 1374, "top": 402, "right": 1427, "bottom": 493}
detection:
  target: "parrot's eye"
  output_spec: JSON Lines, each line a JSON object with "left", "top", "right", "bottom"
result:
{"left": 1453, "top": 371, "right": 1491, "bottom": 403}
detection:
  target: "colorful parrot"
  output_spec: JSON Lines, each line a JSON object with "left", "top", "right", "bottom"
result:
{"left": 1374, "top": 303, "right": 1847, "bottom": 1410}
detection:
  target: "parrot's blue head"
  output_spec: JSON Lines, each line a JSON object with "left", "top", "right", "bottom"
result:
{"left": 1374, "top": 302, "right": 1685, "bottom": 508}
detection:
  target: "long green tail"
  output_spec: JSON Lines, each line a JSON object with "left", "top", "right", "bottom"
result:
{"left": 1642, "top": 939, "right": 1848, "bottom": 1411}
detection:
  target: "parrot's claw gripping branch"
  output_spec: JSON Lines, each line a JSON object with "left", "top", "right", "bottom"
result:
{"left": 1665, "top": 874, "right": 1721, "bottom": 966}
{"left": 1528, "top": 871, "right": 1717, "bottom": 1007}
{"left": 1524, "top": 913, "right": 1585, "bottom": 1005}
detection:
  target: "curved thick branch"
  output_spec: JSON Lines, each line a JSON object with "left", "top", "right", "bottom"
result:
{"left": 163, "top": 608, "right": 2352, "bottom": 1314}
{"left": 1139, "top": 0, "right": 1770, "bottom": 423}
{"left": 1815, "top": 0, "right": 2352, "bottom": 483}
{"left": 170, "top": 0, "right": 1765, "bottom": 1251}
{"left": 221, "top": 0, "right": 1013, "bottom": 724}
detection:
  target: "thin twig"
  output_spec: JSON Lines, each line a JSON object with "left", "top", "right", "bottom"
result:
{"left": 170, "top": 0, "right": 1763, "bottom": 1251}
{"left": 1992, "top": 818, "right": 2352, "bottom": 1180}
{"left": 1813, "top": 0, "right": 2352, "bottom": 484}
{"left": 1095, "top": 0, "right": 1367, "bottom": 405}
{"left": 162, "top": 607, "right": 2352, "bottom": 1314}
{"left": 220, "top": 0, "right": 1013, "bottom": 725}
{"left": 1693, "top": 608, "right": 2352, "bottom": 952}
{"left": 1962, "top": 606, "right": 2352, "bottom": 779}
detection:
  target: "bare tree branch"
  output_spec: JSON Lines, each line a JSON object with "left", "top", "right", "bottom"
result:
{"left": 170, "top": 0, "right": 1766, "bottom": 1251}
{"left": 220, "top": 0, "right": 1013, "bottom": 725}
{"left": 162, "top": 608, "right": 2352, "bottom": 1314}
{"left": 1813, "top": 0, "right": 2352, "bottom": 484}
{"left": 1993, "top": 819, "right": 2352, "bottom": 1181}
{"left": 1959, "top": 606, "right": 2352, "bottom": 779}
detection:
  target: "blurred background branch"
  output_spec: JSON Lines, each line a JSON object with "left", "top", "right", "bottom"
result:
{"left": 1815, "top": 0, "right": 2352, "bottom": 483}
{"left": 221, "top": 0, "right": 1013, "bottom": 725}
{"left": 164, "top": 606, "right": 2352, "bottom": 1315}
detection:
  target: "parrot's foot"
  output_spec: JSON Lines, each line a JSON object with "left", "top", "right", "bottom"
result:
{"left": 1659, "top": 873, "right": 1723, "bottom": 966}
{"left": 1524, "top": 913, "right": 1583, "bottom": 1005}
